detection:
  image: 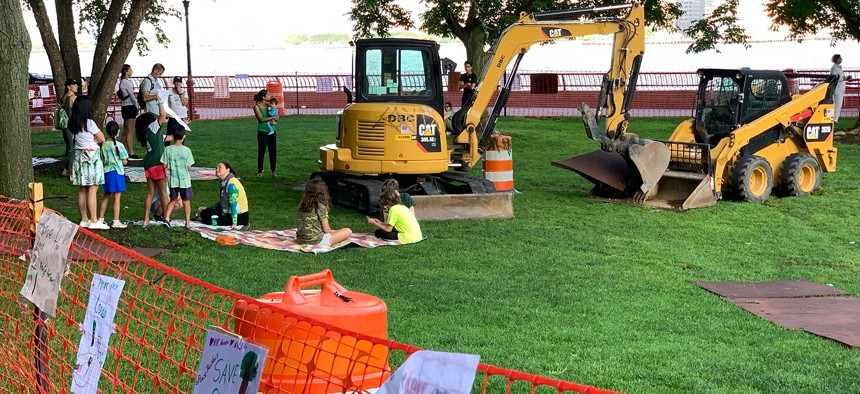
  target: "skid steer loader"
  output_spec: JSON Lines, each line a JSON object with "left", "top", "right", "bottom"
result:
{"left": 555, "top": 68, "right": 839, "bottom": 209}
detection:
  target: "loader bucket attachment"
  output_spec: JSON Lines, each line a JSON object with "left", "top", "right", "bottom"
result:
{"left": 554, "top": 140, "right": 715, "bottom": 210}
{"left": 411, "top": 193, "right": 513, "bottom": 220}
{"left": 639, "top": 171, "right": 716, "bottom": 210}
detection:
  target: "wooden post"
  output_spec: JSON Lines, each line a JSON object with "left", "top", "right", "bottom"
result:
{"left": 28, "top": 182, "right": 49, "bottom": 394}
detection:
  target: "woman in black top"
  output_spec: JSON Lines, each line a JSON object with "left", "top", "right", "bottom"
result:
{"left": 60, "top": 79, "right": 79, "bottom": 177}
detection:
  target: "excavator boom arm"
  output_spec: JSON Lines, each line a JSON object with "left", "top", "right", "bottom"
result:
{"left": 453, "top": 3, "right": 645, "bottom": 170}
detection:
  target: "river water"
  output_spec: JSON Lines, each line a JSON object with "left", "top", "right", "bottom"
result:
{"left": 29, "top": 38, "right": 857, "bottom": 77}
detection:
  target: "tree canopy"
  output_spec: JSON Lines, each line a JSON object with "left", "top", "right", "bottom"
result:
{"left": 25, "top": 0, "right": 181, "bottom": 125}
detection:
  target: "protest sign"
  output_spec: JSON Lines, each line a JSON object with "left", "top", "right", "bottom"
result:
{"left": 71, "top": 274, "right": 125, "bottom": 393}
{"left": 194, "top": 329, "right": 268, "bottom": 394}
{"left": 377, "top": 350, "right": 480, "bottom": 394}
{"left": 20, "top": 210, "right": 78, "bottom": 316}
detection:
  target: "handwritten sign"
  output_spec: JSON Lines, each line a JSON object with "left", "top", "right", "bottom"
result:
{"left": 377, "top": 350, "right": 480, "bottom": 394}
{"left": 71, "top": 274, "right": 125, "bottom": 394}
{"left": 193, "top": 329, "right": 268, "bottom": 394}
{"left": 20, "top": 210, "right": 78, "bottom": 316}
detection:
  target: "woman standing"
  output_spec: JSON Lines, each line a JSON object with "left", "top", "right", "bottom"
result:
{"left": 68, "top": 96, "right": 109, "bottom": 230}
{"left": 252, "top": 89, "right": 279, "bottom": 177}
{"left": 59, "top": 79, "right": 79, "bottom": 176}
{"left": 118, "top": 64, "right": 139, "bottom": 158}
{"left": 830, "top": 54, "right": 853, "bottom": 124}
{"left": 197, "top": 162, "right": 249, "bottom": 229}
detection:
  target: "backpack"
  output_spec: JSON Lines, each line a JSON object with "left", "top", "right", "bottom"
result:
{"left": 137, "top": 76, "right": 154, "bottom": 109}
{"left": 116, "top": 85, "right": 129, "bottom": 101}
{"left": 53, "top": 106, "right": 69, "bottom": 130}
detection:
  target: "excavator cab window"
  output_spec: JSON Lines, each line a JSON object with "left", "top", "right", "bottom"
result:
{"left": 695, "top": 75, "right": 741, "bottom": 145}
{"left": 364, "top": 48, "right": 434, "bottom": 96}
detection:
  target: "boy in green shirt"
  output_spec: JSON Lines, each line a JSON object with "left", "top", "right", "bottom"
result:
{"left": 367, "top": 189, "right": 422, "bottom": 243}
{"left": 161, "top": 126, "right": 195, "bottom": 228}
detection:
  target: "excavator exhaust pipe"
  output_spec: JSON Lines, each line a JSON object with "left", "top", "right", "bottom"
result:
{"left": 553, "top": 140, "right": 717, "bottom": 210}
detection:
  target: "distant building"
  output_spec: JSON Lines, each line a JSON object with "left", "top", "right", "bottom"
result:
{"left": 675, "top": 0, "right": 719, "bottom": 33}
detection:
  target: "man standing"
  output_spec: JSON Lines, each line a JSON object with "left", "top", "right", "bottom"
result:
{"left": 830, "top": 54, "right": 853, "bottom": 124}
{"left": 140, "top": 63, "right": 167, "bottom": 124}
{"left": 458, "top": 61, "right": 477, "bottom": 107}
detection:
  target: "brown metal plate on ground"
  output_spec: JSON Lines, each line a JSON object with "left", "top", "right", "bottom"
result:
{"left": 552, "top": 150, "right": 631, "bottom": 192}
{"left": 692, "top": 280, "right": 853, "bottom": 298}
{"left": 728, "top": 297, "right": 860, "bottom": 349}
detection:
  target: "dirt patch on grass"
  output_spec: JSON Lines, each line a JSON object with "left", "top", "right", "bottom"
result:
{"left": 836, "top": 128, "right": 860, "bottom": 145}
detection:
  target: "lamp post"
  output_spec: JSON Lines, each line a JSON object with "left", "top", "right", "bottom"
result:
{"left": 182, "top": 0, "right": 194, "bottom": 120}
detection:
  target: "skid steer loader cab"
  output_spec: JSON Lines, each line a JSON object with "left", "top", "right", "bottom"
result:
{"left": 693, "top": 69, "right": 791, "bottom": 147}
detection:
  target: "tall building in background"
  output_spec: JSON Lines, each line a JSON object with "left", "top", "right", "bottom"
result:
{"left": 675, "top": 0, "right": 719, "bottom": 33}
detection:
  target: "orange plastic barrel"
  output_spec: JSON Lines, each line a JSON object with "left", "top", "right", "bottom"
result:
{"left": 266, "top": 80, "right": 285, "bottom": 115}
{"left": 231, "top": 270, "right": 390, "bottom": 393}
{"left": 483, "top": 133, "right": 514, "bottom": 191}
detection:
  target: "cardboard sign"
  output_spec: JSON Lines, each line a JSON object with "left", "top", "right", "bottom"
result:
{"left": 71, "top": 274, "right": 125, "bottom": 393}
{"left": 193, "top": 329, "right": 268, "bottom": 394}
{"left": 20, "top": 210, "right": 79, "bottom": 316}
{"left": 377, "top": 350, "right": 480, "bottom": 394}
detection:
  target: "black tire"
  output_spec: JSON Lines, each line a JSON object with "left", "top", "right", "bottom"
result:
{"left": 778, "top": 152, "right": 821, "bottom": 197}
{"left": 731, "top": 155, "right": 773, "bottom": 202}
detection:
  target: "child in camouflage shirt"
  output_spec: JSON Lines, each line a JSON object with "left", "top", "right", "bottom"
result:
{"left": 296, "top": 178, "right": 352, "bottom": 245}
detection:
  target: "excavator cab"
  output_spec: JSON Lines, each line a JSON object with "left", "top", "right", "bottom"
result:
{"left": 354, "top": 39, "right": 444, "bottom": 115}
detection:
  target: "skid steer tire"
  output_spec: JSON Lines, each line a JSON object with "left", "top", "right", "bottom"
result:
{"left": 731, "top": 155, "right": 773, "bottom": 203}
{"left": 778, "top": 153, "right": 821, "bottom": 197}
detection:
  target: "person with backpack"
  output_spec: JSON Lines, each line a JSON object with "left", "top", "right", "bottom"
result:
{"left": 118, "top": 64, "right": 139, "bottom": 158}
{"left": 59, "top": 78, "right": 79, "bottom": 177}
{"left": 140, "top": 63, "right": 167, "bottom": 125}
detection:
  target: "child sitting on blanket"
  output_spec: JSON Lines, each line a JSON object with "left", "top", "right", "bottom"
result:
{"left": 367, "top": 189, "right": 422, "bottom": 244}
{"left": 296, "top": 178, "right": 352, "bottom": 246}
{"left": 381, "top": 178, "right": 415, "bottom": 218}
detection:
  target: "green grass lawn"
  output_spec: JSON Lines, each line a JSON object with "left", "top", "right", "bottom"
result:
{"left": 30, "top": 116, "right": 860, "bottom": 393}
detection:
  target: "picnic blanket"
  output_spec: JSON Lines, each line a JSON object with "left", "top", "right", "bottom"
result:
{"left": 128, "top": 220, "right": 240, "bottom": 231}
{"left": 125, "top": 166, "right": 217, "bottom": 183}
{"left": 33, "top": 157, "right": 61, "bottom": 166}
{"left": 191, "top": 228, "right": 416, "bottom": 254}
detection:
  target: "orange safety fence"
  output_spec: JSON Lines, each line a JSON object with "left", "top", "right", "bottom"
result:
{"left": 0, "top": 194, "right": 620, "bottom": 394}
{"left": 28, "top": 69, "right": 860, "bottom": 131}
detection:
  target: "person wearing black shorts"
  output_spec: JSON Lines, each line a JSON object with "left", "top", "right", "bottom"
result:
{"left": 118, "top": 64, "right": 140, "bottom": 158}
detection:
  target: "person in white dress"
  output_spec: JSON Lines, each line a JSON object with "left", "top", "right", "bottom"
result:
{"left": 830, "top": 54, "right": 853, "bottom": 124}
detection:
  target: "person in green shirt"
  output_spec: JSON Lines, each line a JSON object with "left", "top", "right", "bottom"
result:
{"left": 196, "top": 162, "right": 250, "bottom": 229}
{"left": 296, "top": 178, "right": 352, "bottom": 245}
{"left": 367, "top": 189, "right": 422, "bottom": 243}
{"left": 161, "top": 126, "right": 195, "bottom": 228}
{"left": 135, "top": 112, "right": 172, "bottom": 226}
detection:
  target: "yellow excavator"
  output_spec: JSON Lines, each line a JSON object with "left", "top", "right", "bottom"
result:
{"left": 315, "top": 3, "right": 649, "bottom": 218}
{"left": 555, "top": 69, "right": 839, "bottom": 209}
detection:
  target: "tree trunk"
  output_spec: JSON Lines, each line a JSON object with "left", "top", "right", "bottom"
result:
{"left": 90, "top": 0, "right": 153, "bottom": 126}
{"left": 89, "top": 0, "right": 125, "bottom": 92}
{"left": 27, "top": 0, "right": 66, "bottom": 97}
{"left": 55, "top": 0, "right": 81, "bottom": 83}
{"left": 0, "top": 0, "right": 34, "bottom": 199}
{"left": 462, "top": 29, "right": 489, "bottom": 79}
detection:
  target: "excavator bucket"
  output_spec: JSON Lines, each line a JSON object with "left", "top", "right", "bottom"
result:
{"left": 411, "top": 193, "right": 514, "bottom": 221}
{"left": 553, "top": 141, "right": 717, "bottom": 210}
{"left": 552, "top": 141, "right": 670, "bottom": 195}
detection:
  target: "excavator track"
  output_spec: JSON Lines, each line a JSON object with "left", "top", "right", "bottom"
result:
{"left": 312, "top": 172, "right": 501, "bottom": 216}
